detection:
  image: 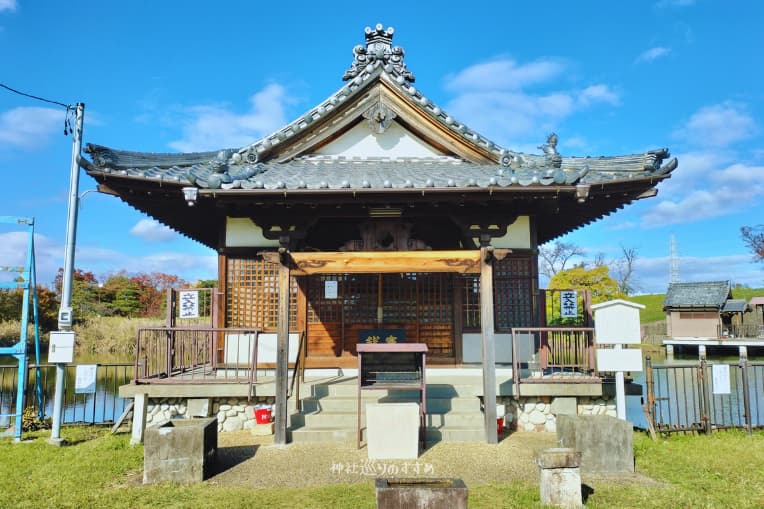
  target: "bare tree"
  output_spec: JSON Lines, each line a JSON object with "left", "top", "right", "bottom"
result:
{"left": 611, "top": 244, "right": 639, "bottom": 295}
{"left": 741, "top": 225, "right": 764, "bottom": 262}
{"left": 539, "top": 241, "right": 585, "bottom": 279}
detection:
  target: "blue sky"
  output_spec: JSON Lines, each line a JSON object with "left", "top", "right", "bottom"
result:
{"left": 0, "top": 1, "right": 762, "bottom": 293}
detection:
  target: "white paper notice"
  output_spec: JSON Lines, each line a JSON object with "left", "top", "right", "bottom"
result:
{"left": 325, "top": 280, "right": 338, "bottom": 299}
{"left": 75, "top": 364, "right": 97, "bottom": 394}
{"left": 712, "top": 364, "right": 731, "bottom": 395}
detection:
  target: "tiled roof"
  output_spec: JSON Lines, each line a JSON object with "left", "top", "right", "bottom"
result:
{"left": 721, "top": 299, "right": 748, "bottom": 313}
{"left": 663, "top": 281, "right": 731, "bottom": 309}
{"left": 84, "top": 147, "right": 676, "bottom": 191}
{"left": 81, "top": 25, "right": 677, "bottom": 192}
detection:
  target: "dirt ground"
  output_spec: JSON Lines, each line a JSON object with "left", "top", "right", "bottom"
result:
{"left": 209, "top": 431, "right": 559, "bottom": 488}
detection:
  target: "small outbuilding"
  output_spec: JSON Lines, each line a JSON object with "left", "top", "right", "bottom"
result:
{"left": 663, "top": 281, "right": 750, "bottom": 339}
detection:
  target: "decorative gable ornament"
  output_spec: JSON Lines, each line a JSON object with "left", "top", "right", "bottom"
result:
{"left": 343, "top": 24, "right": 415, "bottom": 83}
{"left": 363, "top": 102, "right": 397, "bottom": 134}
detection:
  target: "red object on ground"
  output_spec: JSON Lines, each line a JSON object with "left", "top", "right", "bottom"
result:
{"left": 497, "top": 417, "right": 503, "bottom": 435}
{"left": 255, "top": 408, "right": 272, "bottom": 424}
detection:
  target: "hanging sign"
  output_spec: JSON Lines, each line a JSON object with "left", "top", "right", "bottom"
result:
{"left": 712, "top": 364, "right": 731, "bottom": 394}
{"left": 75, "top": 364, "right": 97, "bottom": 394}
{"left": 359, "top": 329, "right": 406, "bottom": 344}
{"left": 560, "top": 290, "right": 578, "bottom": 318}
{"left": 324, "top": 280, "right": 338, "bottom": 299}
{"left": 179, "top": 290, "right": 199, "bottom": 318}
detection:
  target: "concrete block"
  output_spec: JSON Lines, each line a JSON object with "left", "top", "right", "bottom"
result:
{"left": 376, "top": 478, "right": 467, "bottom": 509}
{"left": 366, "top": 403, "right": 419, "bottom": 460}
{"left": 143, "top": 417, "right": 218, "bottom": 484}
{"left": 551, "top": 397, "right": 577, "bottom": 416}
{"left": 557, "top": 415, "right": 634, "bottom": 474}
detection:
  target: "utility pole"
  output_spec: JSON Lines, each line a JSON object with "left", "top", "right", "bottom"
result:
{"left": 49, "top": 102, "right": 85, "bottom": 445}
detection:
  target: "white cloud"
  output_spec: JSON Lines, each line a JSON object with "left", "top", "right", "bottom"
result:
{"left": 0, "top": 0, "right": 16, "bottom": 12}
{"left": 129, "top": 219, "right": 177, "bottom": 242}
{"left": 74, "top": 245, "right": 217, "bottom": 285}
{"left": 0, "top": 231, "right": 62, "bottom": 287}
{"left": 446, "top": 58, "right": 565, "bottom": 92}
{"left": 169, "top": 83, "right": 292, "bottom": 152}
{"left": 0, "top": 106, "right": 63, "bottom": 149}
{"left": 578, "top": 85, "right": 620, "bottom": 107}
{"left": 674, "top": 102, "right": 757, "bottom": 148}
{"left": 643, "top": 161, "right": 764, "bottom": 226}
{"left": 636, "top": 47, "right": 670, "bottom": 63}
{"left": 444, "top": 57, "right": 620, "bottom": 147}
{"left": 636, "top": 253, "right": 761, "bottom": 294}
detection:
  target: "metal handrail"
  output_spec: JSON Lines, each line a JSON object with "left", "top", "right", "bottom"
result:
{"left": 511, "top": 326, "right": 597, "bottom": 390}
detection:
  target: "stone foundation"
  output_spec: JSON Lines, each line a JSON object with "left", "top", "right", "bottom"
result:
{"left": 146, "top": 397, "right": 275, "bottom": 432}
{"left": 498, "top": 396, "right": 616, "bottom": 433}
{"left": 143, "top": 395, "right": 615, "bottom": 434}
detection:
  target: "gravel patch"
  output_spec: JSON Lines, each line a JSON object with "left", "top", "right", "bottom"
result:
{"left": 210, "top": 431, "right": 558, "bottom": 488}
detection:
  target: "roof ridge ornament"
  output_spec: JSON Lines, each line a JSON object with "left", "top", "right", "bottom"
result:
{"left": 343, "top": 24, "right": 415, "bottom": 83}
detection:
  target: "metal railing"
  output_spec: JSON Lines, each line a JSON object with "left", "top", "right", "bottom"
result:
{"left": 718, "top": 323, "right": 764, "bottom": 339}
{"left": 134, "top": 327, "right": 307, "bottom": 393}
{"left": 511, "top": 327, "right": 597, "bottom": 387}
{"left": 0, "top": 363, "right": 132, "bottom": 429}
{"left": 645, "top": 357, "right": 764, "bottom": 434}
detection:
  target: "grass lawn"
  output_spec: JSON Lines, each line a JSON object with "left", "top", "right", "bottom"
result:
{"left": 2, "top": 427, "right": 763, "bottom": 508}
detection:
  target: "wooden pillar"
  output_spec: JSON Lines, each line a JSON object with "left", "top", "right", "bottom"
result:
{"left": 275, "top": 253, "right": 291, "bottom": 445}
{"left": 480, "top": 247, "right": 498, "bottom": 444}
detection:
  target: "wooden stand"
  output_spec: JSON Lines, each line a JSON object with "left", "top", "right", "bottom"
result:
{"left": 357, "top": 343, "right": 427, "bottom": 449}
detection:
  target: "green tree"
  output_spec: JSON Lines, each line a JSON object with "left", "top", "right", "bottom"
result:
{"left": 549, "top": 265, "right": 625, "bottom": 304}
{"left": 54, "top": 268, "right": 106, "bottom": 319}
{"left": 102, "top": 274, "right": 142, "bottom": 317}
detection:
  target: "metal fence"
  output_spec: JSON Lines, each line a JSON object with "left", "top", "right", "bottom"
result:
{"left": 0, "top": 363, "right": 132, "bottom": 430}
{"left": 645, "top": 357, "right": 764, "bottom": 434}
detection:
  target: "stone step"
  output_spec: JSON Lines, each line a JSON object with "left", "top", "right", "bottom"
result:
{"left": 293, "top": 408, "right": 484, "bottom": 429}
{"left": 289, "top": 425, "right": 486, "bottom": 444}
{"left": 426, "top": 426, "right": 486, "bottom": 442}
{"left": 300, "top": 395, "right": 481, "bottom": 413}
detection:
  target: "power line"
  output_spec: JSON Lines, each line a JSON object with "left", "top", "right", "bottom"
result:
{"left": 1, "top": 82, "right": 72, "bottom": 109}
{"left": 0, "top": 83, "right": 77, "bottom": 135}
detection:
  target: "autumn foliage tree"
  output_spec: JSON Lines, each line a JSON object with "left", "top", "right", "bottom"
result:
{"left": 54, "top": 268, "right": 188, "bottom": 321}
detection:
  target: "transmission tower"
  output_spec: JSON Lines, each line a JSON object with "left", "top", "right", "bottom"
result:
{"left": 669, "top": 234, "right": 680, "bottom": 283}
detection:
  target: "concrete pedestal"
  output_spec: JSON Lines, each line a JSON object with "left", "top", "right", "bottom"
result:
{"left": 366, "top": 403, "right": 419, "bottom": 460}
{"left": 536, "top": 448, "right": 582, "bottom": 509}
{"left": 144, "top": 417, "right": 218, "bottom": 484}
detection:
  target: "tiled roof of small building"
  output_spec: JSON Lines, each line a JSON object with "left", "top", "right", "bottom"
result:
{"left": 663, "top": 281, "right": 731, "bottom": 309}
{"left": 721, "top": 299, "right": 748, "bottom": 313}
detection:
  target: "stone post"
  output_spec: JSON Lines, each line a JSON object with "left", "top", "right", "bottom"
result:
{"left": 536, "top": 448, "right": 582, "bottom": 509}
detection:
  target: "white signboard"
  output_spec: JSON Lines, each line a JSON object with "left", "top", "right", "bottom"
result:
{"left": 179, "top": 290, "right": 199, "bottom": 318}
{"left": 75, "top": 364, "right": 97, "bottom": 394}
{"left": 712, "top": 364, "right": 731, "bottom": 395}
{"left": 560, "top": 290, "right": 578, "bottom": 318}
{"left": 592, "top": 299, "right": 644, "bottom": 345}
{"left": 324, "top": 280, "right": 338, "bottom": 299}
{"left": 596, "top": 348, "right": 643, "bottom": 372}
